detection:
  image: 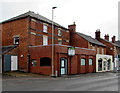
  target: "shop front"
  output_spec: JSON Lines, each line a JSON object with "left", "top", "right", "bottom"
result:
{"left": 96, "top": 54, "right": 113, "bottom": 72}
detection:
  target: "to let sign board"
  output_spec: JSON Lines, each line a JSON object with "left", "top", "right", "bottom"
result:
{"left": 68, "top": 47, "right": 75, "bottom": 56}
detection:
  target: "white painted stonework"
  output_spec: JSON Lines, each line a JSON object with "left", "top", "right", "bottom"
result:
{"left": 96, "top": 54, "right": 113, "bottom": 72}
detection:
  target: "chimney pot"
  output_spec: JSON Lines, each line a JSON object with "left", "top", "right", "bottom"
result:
{"left": 112, "top": 36, "right": 116, "bottom": 43}
{"left": 95, "top": 29, "right": 101, "bottom": 40}
{"left": 104, "top": 34, "right": 109, "bottom": 41}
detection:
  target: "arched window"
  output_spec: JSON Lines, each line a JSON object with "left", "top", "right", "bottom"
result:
{"left": 81, "top": 58, "right": 86, "bottom": 66}
{"left": 98, "top": 58, "right": 102, "bottom": 71}
{"left": 89, "top": 59, "right": 93, "bottom": 65}
{"left": 40, "top": 57, "right": 51, "bottom": 66}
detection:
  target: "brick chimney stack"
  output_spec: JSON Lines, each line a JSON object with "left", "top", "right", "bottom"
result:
{"left": 68, "top": 22, "right": 76, "bottom": 46}
{"left": 68, "top": 22, "right": 76, "bottom": 33}
{"left": 104, "top": 34, "right": 109, "bottom": 41}
{"left": 95, "top": 29, "right": 101, "bottom": 40}
{"left": 112, "top": 36, "right": 116, "bottom": 43}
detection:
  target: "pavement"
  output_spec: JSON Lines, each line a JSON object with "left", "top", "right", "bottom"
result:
{"left": 2, "top": 71, "right": 50, "bottom": 79}
{"left": 2, "top": 71, "right": 119, "bottom": 79}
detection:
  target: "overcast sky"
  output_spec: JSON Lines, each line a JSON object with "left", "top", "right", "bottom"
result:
{"left": 0, "top": 0, "right": 119, "bottom": 40}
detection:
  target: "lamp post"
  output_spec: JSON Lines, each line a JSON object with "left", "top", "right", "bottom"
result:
{"left": 51, "top": 6, "right": 57, "bottom": 77}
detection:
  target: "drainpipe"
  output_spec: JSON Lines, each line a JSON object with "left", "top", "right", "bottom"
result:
{"left": 27, "top": 16, "right": 31, "bottom": 72}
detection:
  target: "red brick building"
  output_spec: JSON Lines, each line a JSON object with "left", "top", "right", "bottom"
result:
{"left": 69, "top": 24, "right": 106, "bottom": 54}
{"left": 69, "top": 25, "right": 113, "bottom": 72}
{"left": 1, "top": 11, "right": 96, "bottom": 76}
{"left": 95, "top": 30, "right": 120, "bottom": 70}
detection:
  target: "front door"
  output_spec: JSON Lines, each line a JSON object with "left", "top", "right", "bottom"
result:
{"left": 4, "top": 55, "right": 11, "bottom": 71}
{"left": 60, "top": 58, "right": 68, "bottom": 75}
{"left": 11, "top": 56, "right": 18, "bottom": 71}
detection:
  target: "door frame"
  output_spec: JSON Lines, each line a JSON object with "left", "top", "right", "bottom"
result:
{"left": 3, "top": 55, "right": 18, "bottom": 72}
{"left": 11, "top": 55, "right": 18, "bottom": 71}
{"left": 60, "top": 58, "right": 68, "bottom": 75}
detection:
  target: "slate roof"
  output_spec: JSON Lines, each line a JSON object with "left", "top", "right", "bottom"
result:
{"left": 1, "top": 45, "right": 17, "bottom": 54}
{"left": 101, "top": 38, "right": 120, "bottom": 48}
{"left": 115, "top": 40, "right": 120, "bottom": 47}
{"left": 1, "top": 11, "right": 67, "bottom": 30}
{"left": 76, "top": 32, "right": 106, "bottom": 47}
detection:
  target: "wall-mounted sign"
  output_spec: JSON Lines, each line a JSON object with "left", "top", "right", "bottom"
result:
{"left": 68, "top": 47, "right": 75, "bottom": 56}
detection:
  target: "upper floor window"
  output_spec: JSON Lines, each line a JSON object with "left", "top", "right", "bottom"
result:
{"left": 97, "top": 48, "right": 100, "bottom": 54}
{"left": 14, "top": 36, "right": 19, "bottom": 45}
{"left": 58, "top": 39, "right": 62, "bottom": 45}
{"left": 43, "top": 25, "right": 48, "bottom": 33}
{"left": 102, "top": 48, "right": 104, "bottom": 54}
{"left": 43, "top": 35, "right": 48, "bottom": 45}
{"left": 81, "top": 58, "right": 86, "bottom": 66}
{"left": 58, "top": 29, "right": 62, "bottom": 36}
{"left": 92, "top": 46, "right": 95, "bottom": 50}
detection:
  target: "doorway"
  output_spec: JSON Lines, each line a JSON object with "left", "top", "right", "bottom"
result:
{"left": 4, "top": 55, "right": 18, "bottom": 71}
{"left": 98, "top": 58, "right": 102, "bottom": 71}
{"left": 11, "top": 56, "right": 18, "bottom": 71}
{"left": 60, "top": 58, "right": 68, "bottom": 75}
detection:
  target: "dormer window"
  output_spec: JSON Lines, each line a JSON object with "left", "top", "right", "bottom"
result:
{"left": 14, "top": 36, "right": 19, "bottom": 45}
{"left": 43, "top": 25, "right": 48, "bottom": 33}
{"left": 58, "top": 29, "right": 62, "bottom": 36}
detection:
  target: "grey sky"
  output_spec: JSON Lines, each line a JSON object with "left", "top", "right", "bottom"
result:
{"left": 0, "top": 0, "right": 119, "bottom": 40}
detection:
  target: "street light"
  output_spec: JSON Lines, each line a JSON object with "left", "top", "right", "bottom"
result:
{"left": 51, "top": 6, "right": 57, "bottom": 77}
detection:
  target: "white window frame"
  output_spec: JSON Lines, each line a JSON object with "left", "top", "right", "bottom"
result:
{"left": 58, "top": 29, "right": 62, "bottom": 36}
{"left": 89, "top": 59, "right": 93, "bottom": 65}
{"left": 13, "top": 37, "right": 19, "bottom": 45}
{"left": 97, "top": 48, "right": 100, "bottom": 54}
{"left": 43, "top": 25, "right": 48, "bottom": 33}
{"left": 102, "top": 48, "right": 104, "bottom": 54}
{"left": 81, "top": 58, "right": 86, "bottom": 66}
{"left": 43, "top": 35, "right": 48, "bottom": 45}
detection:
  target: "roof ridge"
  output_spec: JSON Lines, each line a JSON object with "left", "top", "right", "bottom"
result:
{"left": 1, "top": 11, "right": 68, "bottom": 30}
{"left": 76, "top": 32, "right": 106, "bottom": 47}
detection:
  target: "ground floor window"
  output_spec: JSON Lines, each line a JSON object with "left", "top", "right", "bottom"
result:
{"left": 103, "top": 61, "right": 106, "bottom": 70}
{"left": 81, "top": 58, "right": 86, "bottom": 66}
{"left": 40, "top": 57, "right": 51, "bottom": 66}
{"left": 98, "top": 58, "right": 102, "bottom": 71}
{"left": 31, "top": 59, "right": 37, "bottom": 67}
{"left": 107, "top": 59, "right": 111, "bottom": 70}
{"left": 89, "top": 59, "right": 93, "bottom": 65}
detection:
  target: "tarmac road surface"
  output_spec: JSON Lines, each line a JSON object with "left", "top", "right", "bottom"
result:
{"left": 2, "top": 72, "right": 119, "bottom": 91}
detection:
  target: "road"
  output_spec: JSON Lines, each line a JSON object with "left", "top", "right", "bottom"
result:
{"left": 2, "top": 72, "right": 119, "bottom": 91}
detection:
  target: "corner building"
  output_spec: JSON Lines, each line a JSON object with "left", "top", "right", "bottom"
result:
{"left": 1, "top": 11, "right": 96, "bottom": 76}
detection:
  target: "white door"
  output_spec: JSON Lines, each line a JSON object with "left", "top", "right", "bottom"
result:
{"left": 11, "top": 56, "right": 18, "bottom": 71}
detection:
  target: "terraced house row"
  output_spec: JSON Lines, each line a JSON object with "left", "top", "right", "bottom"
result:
{"left": 0, "top": 11, "right": 120, "bottom": 76}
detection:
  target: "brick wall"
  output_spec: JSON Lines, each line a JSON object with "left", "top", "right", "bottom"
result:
{"left": 29, "top": 45, "right": 96, "bottom": 76}
{"left": 2, "top": 18, "right": 29, "bottom": 72}
{"left": 30, "top": 18, "right": 70, "bottom": 46}
{"left": 99, "top": 39, "right": 114, "bottom": 56}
